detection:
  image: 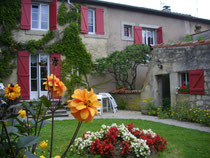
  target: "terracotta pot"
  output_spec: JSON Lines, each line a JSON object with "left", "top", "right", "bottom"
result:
{"left": 178, "top": 91, "right": 189, "bottom": 94}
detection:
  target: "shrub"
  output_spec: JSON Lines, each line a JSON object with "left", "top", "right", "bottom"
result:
{"left": 142, "top": 97, "right": 158, "bottom": 116}
{"left": 116, "top": 98, "right": 127, "bottom": 110}
{"left": 157, "top": 102, "right": 210, "bottom": 126}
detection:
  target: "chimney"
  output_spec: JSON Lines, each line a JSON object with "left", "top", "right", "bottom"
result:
{"left": 162, "top": 5, "right": 171, "bottom": 12}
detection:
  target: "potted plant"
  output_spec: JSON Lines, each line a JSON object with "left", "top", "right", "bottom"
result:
{"left": 178, "top": 82, "right": 190, "bottom": 94}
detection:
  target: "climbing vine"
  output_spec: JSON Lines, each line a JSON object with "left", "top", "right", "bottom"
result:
{"left": 0, "top": 1, "right": 93, "bottom": 97}
{"left": 47, "top": 2, "right": 92, "bottom": 96}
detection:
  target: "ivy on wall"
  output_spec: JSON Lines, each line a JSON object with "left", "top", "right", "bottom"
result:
{"left": 47, "top": 2, "right": 92, "bottom": 95}
{"left": 0, "top": 1, "right": 93, "bottom": 97}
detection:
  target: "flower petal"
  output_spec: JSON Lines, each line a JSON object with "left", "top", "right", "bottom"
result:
{"left": 71, "top": 108, "right": 78, "bottom": 113}
{"left": 76, "top": 104, "right": 86, "bottom": 110}
{"left": 88, "top": 107, "right": 95, "bottom": 117}
{"left": 93, "top": 101, "right": 102, "bottom": 108}
{"left": 80, "top": 109, "right": 89, "bottom": 120}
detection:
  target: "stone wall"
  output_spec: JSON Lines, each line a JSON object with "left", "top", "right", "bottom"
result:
{"left": 139, "top": 41, "right": 210, "bottom": 109}
{"left": 111, "top": 92, "right": 141, "bottom": 111}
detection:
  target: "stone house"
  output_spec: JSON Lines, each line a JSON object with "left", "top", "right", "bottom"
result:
{"left": 2, "top": 0, "right": 210, "bottom": 101}
{"left": 139, "top": 41, "right": 210, "bottom": 109}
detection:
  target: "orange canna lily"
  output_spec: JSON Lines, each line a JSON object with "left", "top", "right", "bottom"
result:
{"left": 43, "top": 74, "right": 67, "bottom": 97}
{"left": 4, "top": 84, "right": 21, "bottom": 100}
{"left": 68, "top": 89, "right": 102, "bottom": 123}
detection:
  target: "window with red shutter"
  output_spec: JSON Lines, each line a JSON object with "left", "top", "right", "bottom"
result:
{"left": 18, "top": 51, "right": 30, "bottom": 100}
{"left": 50, "top": 53, "right": 61, "bottom": 99}
{"left": 157, "top": 27, "right": 163, "bottom": 44}
{"left": 189, "top": 69, "right": 204, "bottom": 95}
{"left": 50, "top": 0, "right": 57, "bottom": 30}
{"left": 134, "top": 26, "right": 142, "bottom": 44}
{"left": 81, "top": 5, "right": 88, "bottom": 34}
{"left": 96, "top": 8, "right": 104, "bottom": 35}
{"left": 21, "top": 0, "right": 31, "bottom": 30}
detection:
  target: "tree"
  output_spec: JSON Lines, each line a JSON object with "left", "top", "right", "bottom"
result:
{"left": 96, "top": 44, "right": 151, "bottom": 90}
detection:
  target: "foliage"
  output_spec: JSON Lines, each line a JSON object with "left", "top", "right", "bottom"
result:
{"left": 115, "top": 98, "right": 127, "bottom": 110}
{"left": 96, "top": 44, "right": 151, "bottom": 90}
{"left": 196, "top": 34, "right": 205, "bottom": 41}
{"left": 0, "top": 1, "right": 92, "bottom": 97}
{"left": 0, "top": 0, "right": 21, "bottom": 46}
{"left": 184, "top": 34, "right": 193, "bottom": 42}
{"left": 57, "top": 2, "right": 81, "bottom": 26}
{"left": 26, "top": 31, "right": 55, "bottom": 54}
{"left": 142, "top": 97, "right": 158, "bottom": 116}
{"left": 157, "top": 102, "right": 210, "bottom": 126}
{"left": 45, "top": 22, "right": 93, "bottom": 96}
{"left": 0, "top": 0, "right": 21, "bottom": 81}
{"left": 178, "top": 82, "right": 189, "bottom": 93}
{"left": 0, "top": 98, "right": 51, "bottom": 158}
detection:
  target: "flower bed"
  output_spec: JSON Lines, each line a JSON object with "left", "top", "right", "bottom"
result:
{"left": 70, "top": 123, "right": 167, "bottom": 157}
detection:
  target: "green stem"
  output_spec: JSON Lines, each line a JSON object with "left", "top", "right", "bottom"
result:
{"left": 49, "top": 110, "right": 55, "bottom": 158}
{"left": 61, "top": 121, "right": 82, "bottom": 158}
{"left": 2, "top": 122, "right": 16, "bottom": 158}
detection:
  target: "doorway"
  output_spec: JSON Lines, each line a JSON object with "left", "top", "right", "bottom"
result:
{"left": 156, "top": 74, "right": 171, "bottom": 109}
{"left": 30, "top": 54, "right": 50, "bottom": 99}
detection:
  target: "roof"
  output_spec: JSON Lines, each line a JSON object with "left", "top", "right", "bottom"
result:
{"left": 71, "top": 0, "right": 210, "bottom": 24}
{"left": 152, "top": 40, "right": 210, "bottom": 48}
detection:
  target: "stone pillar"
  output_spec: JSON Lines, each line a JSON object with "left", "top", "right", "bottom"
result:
{"left": 170, "top": 72, "right": 179, "bottom": 107}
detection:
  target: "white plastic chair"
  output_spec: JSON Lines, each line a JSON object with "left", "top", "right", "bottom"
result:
{"left": 99, "top": 93, "right": 118, "bottom": 113}
{"left": 96, "top": 95, "right": 103, "bottom": 115}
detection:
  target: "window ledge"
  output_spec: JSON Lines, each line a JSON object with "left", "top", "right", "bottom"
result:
{"left": 122, "top": 37, "right": 134, "bottom": 41}
{"left": 26, "top": 30, "right": 48, "bottom": 36}
{"left": 32, "top": 0, "right": 53, "bottom": 2}
{"left": 84, "top": 34, "right": 108, "bottom": 39}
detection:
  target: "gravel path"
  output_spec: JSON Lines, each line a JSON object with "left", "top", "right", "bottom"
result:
{"left": 55, "top": 110, "right": 210, "bottom": 133}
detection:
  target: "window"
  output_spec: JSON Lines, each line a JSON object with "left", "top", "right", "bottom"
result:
{"left": 30, "top": 54, "right": 50, "bottom": 99}
{"left": 31, "top": 3, "right": 49, "bottom": 30}
{"left": 142, "top": 29, "right": 155, "bottom": 46}
{"left": 179, "top": 72, "right": 189, "bottom": 86}
{"left": 124, "top": 25, "right": 133, "bottom": 38}
{"left": 88, "top": 9, "right": 96, "bottom": 33}
{"left": 81, "top": 6, "right": 104, "bottom": 35}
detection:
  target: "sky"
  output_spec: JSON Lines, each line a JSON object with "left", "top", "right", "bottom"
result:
{"left": 101, "top": 0, "right": 210, "bottom": 20}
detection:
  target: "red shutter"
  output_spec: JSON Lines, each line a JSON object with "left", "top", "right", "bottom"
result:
{"left": 50, "top": 0, "right": 57, "bottom": 30}
{"left": 189, "top": 69, "right": 204, "bottom": 95}
{"left": 81, "top": 5, "right": 88, "bottom": 34}
{"left": 96, "top": 8, "right": 104, "bottom": 35}
{"left": 20, "top": 0, "right": 31, "bottom": 30}
{"left": 18, "top": 51, "right": 30, "bottom": 100}
{"left": 50, "top": 53, "right": 61, "bottom": 99}
{"left": 157, "top": 27, "right": 163, "bottom": 44}
{"left": 50, "top": 53, "right": 61, "bottom": 79}
{"left": 134, "top": 26, "right": 142, "bottom": 44}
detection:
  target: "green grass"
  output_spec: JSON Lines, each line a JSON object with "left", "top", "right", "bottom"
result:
{"left": 38, "top": 119, "right": 210, "bottom": 158}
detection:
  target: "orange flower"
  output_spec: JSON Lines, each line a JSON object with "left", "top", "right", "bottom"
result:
{"left": 68, "top": 89, "right": 102, "bottom": 123}
{"left": 4, "top": 84, "right": 21, "bottom": 100}
{"left": 43, "top": 74, "right": 67, "bottom": 97}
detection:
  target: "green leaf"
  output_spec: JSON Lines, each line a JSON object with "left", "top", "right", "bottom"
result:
{"left": 40, "top": 96, "right": 51, "bottom": 108}
{"left": 39, "top": 116, "right": 52, "bottom": 122}
{"left": 7, "top": 103, "right": 22, "bottom": 110}
{"left": 40, "top": 120, "right": 50, "bottom": 128}
{"left": 22, "top": 150, "right": 39, "bottom": 158}
{"left": 17, "top": 136, "right": 39, "bottom": 149}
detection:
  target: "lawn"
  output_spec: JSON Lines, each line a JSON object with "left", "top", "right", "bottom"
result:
{"left": 38, "top": 119, "right": 210, "bottom": 158}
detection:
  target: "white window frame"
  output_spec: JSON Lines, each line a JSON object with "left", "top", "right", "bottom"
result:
{"left": 30, "top": 54, "right": 50, "bottom": 100}
{"left": 31, "top": 3, "right": 49, "bottom": 31}
{"left": 179, "top": 72, "right": 189, "bottom": 86}
{"left": 142, "top": 29, "right": 155, "bottom": 46}
{"left": 124, "top": 25, "right": 133, "bottom": 38}
{"left": 121, "top": 22, "right": 135, "bottom": 41}
{"left": 88, "top": 9, "right": 96, "bottom": 34}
